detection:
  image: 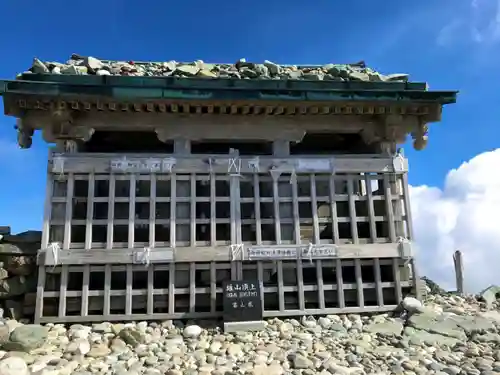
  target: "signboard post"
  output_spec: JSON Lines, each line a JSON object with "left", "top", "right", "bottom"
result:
{"left": 222, "top": 280, "right": 264, "bottom": 332}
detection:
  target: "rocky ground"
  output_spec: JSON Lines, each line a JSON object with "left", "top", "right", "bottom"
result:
{"left": 24, "top": 54, "right": 410, "bottom": 83}
{"left": 0, "top": 290, "right": 499, "bottom": 375}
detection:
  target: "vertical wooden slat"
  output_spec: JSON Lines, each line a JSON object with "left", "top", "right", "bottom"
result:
{"left": 210, "top": 175, "right": 216, "bottom": 246}
{"left": 354, "top": 259, "right": 364, "bottom": 308}
{"left": 257, "top": 262, "right": 265, "bottom": 309}
{"left": 34, "top": 266, "right": 46, "bottom": 324}
{"left": 128, "top": 175, "right": 136, "bottom": 248}
{"left": 234, "top": 171, "right": 242, "bottom": 279}
{"left": 106, "top": 175, "right": 116, "bottom": 248}
{"left": 253, "top": 174, "right": 262, "bottom": 245}
{"left": 147, "top": 266, "right": 154, "bottom": 315}
{"left": 277, "top": 261, "right": 285, "bottom": 312}
{"left": 170, "top": 175, "right": 177, "bottom": 247}
{"left": 329, "top": 175, "right": 340, "bottom": 244}
{"left": 310, "top": 174, "right": 320, "bottom": 244}
{"left": 316, "top": 260, "right": 325, "bottom": 309}
{"left": 336, "top": 259, "right": 345, "bottom": 308}
{"left": 168, "top": 262, "right": 175, "bottom": 314}
{"left": 383, "top": 175, "right": 397, "bottom": 242}
{"left": 401, "top": 173, "right": 414, "bottom": 239}
{"left": 291, "top": 172, "right": 301, "bottom": 244}
{"left": 365, "top": 174, "right": 377, "bottom": 243}
{"left": 190, "top": 174, "right": 196, "bottom": 247}
{"left": 229, "top": 149, "right": 242, "bottom": 279}
{"left": 210, "top": 262, "right": 216, "bottom": 313}
{"left": 63, "top": 173, "right": 74, "bottom": 249}
{"left": 272, "top": 173, "right": 281, "bottom": 244}
{"left": 392, "top": 258, "right": 403, "bottom": 302}
{"left": 411, "top": 258, "right": 422, "bottom": 300}
{"left": 41, "top": 174, "right": 53, "bottom": 250}
{"left": 85, "top": 173, "right": 95, "bottom": 249}
{"left": 125, "top": 264, "right": 133, "bottom": 315}
{"left": 103, "top": 264, "right": 111, "bottom": 316}
{"left": 296, "top": 261, "right": 305, "bottom": 311}
{"left": 346, "top": 176, "right": 359, "bottom": 244}
{"left": 373, "top": 258, "right": 384, "bottom": 306}
{"left": 189, "top": 263, "right": 196, "bottom": 313}
{"left": 392, "top": 176, "right": 405, "bottom": 238}
{"left": 149, "top": 174, "right": 156, "bottom": 248}
{"left": 58, "top": 265, "right": 68, "bottom": 318}
{"left": 81, "top": 265, "right": 89, "bottom": 316}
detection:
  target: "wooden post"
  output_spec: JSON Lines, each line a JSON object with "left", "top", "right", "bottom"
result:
{"left": 453, "top": 250, "right": 464, "bottom": 295}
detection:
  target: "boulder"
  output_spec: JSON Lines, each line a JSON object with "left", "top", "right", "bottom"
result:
{"left": 3, "top": 324, "right": 48, "bottom": 352}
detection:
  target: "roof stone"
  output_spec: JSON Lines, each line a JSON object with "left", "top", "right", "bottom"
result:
{"left": 23, "top": 54, "right": 410, "bottom": 83}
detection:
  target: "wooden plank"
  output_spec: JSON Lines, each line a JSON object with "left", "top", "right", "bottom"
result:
{"left": 63, "top": 174, "right": 74, "bottom": 249}
{"left": 34, "top": 266, "right": 46, "bottom": 324}
{"left": 411, "top": 258, "right": 422, "bottom": 300}
{"left": 58, "top": 265, "right": 68, "bottom": 318}
{"left": 316, "top": 260, "right": 325, "bottom": 309}
{"left": 310, "top": 174, "right": 320, "bottom": 244}
{"left": 291, "top": 171, "right": 301, "bottom": 244}
{"left": 401, "top": 173, "right": 414, "bottom": 239}
{"left": 103, "top": 264, "right": 111, "bottom": 316}
{"left": 329, "top": 175, "right": 340, "bottom": 244}
{"left": 373, "top": 258, "right": 384, "bottom": 306}
{"left": 354, "top": 258, "right": 364, "bottom": 308}
{"left": 383, "top": 175, "right": 397, "bottom": 242}
{"left": 170, "top": 175, "right": 177, "bottom": 247}
{"left": 168, "top": 262, "right": 175, "bottom": 315}
{"left": 210, "top": 262, "right": 216, "bottom": 313}
{"left": 39, "top": 242, "right": 404, "bottom": 265}
{"left": 128, "top": 175, "right": 136, "bottom": 248}
{"left": 190, "top": 174, "right": 196, "bottom": 247}
{"left": 253, "top": 174, "right": 262, "bottom": 245}
{"left": 296, "top": 260, "right": 305, "bottom": 311}
{"left": 41, "top": 173, "right": 53, "bottom": 251}
{"left": 346, "top": 176, "right": 359, "bottom": 244}
{"left": 277, "top": 261, "right": 285, "bottom": 312}
{"left": 392, "top": 258, "right": 403, "bottom": 302}
{"left": 53, "top": 154, "right": 407, "bottom": 174}
{"left": 85, "top": 173, "right": 95, "bottom": 249}
{"left": 272, "top": 174, "right": 281, "bottom": 244}
{"left": 336, "top": 259, "right": 345, "bottom": 309}
{"left": 125, "top": 264, "right": 133, "bottom": 315}
{"left": 210, "top": 174, "right": 216, "bottom": 246}
{"left": 106, "top": 175, "right": 116, "bottom": 248}
{"left": 35, "top": 304, "right": 402, "bottom": 324}
{"left": 365, "top": 174, "right": 377, "bottom": 243}
{"left": 147, "top": 266, "right": 154, "bottom": 315}
{"left": 149, "top": 175, "right": 156, "bottom": 248}
{"left": 81, "top": 265, "right": 90, "bottom": 316}
{"left": 189, "top": 263, "right": 196, "bottom": 313}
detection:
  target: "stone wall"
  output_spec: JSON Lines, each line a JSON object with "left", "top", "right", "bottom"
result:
{"left": 0, "top": 228, "right": 40, "bottom": 320}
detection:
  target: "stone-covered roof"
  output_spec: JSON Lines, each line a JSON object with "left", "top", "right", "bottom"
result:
{"left": 25, "top": 54, "right": 410, "bottom": 83}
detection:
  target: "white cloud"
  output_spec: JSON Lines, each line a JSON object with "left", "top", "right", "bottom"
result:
{"left": 436, "top": 0, "right": 500, "bottom": 47}
{"left": 411, "top": 148, "right": 500, "bottom": 293}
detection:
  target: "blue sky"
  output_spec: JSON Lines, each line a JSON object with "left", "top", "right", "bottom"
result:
{"left": 0, "top": 0, "right": 499, "bottom": 235}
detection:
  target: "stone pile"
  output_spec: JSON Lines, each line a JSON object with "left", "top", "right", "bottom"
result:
{"left": 0, "top": 229, "right": 39, "bottom": 320}
{"left": 0, "top": 289, "right": 497, "bottom": 375}
{"left": 24, "top": 54, "right": 410, "bottom": 83}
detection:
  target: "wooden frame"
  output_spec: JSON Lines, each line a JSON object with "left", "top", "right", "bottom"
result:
{"left": 34, "top": 257, "right": 413, "bottom": 323}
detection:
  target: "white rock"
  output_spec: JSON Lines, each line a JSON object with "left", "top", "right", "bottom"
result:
{"left": 183, "top": 325, "right": 202, "bottom": 338}
{"left": 66, "top": 338, "right": 90, "bottom": 355}
{"left": 96, "top": 69, "right": 111, "bottom": 76}
{"left": 402, "top": 296, "right": 423, "bottom": 313}
{"left": 0, "top": 357, "right": 29, "bottom": 375}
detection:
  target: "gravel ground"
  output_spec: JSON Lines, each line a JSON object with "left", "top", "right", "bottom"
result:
{"left": 0, "top": 293, "right": 499, "bottom": 375}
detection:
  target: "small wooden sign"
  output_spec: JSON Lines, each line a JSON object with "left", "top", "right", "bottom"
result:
{"left": 222, "top": 280, "right": 262, "bottom": 323}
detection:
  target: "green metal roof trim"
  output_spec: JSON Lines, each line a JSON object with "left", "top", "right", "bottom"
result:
{"left": 0, "top": 77, "right": 458, "bottom": 104}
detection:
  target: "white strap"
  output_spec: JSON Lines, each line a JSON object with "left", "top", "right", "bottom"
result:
{"left": 48, "top": 242, "right": 61, "bottom": 268}
{"left": 135, "top": 247, "right": 151, "bottom": 266}
{"left": 230, "top": 244, "right": 244, "bottom": 261}
{"left": 248, "top": 157, "right": 260, "bottom": 172}
{"left": 303, "top": 243, "right": 314, "bottom": 263}
{"left": 228, "top": 157, "right": 242, "bottom": 176}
